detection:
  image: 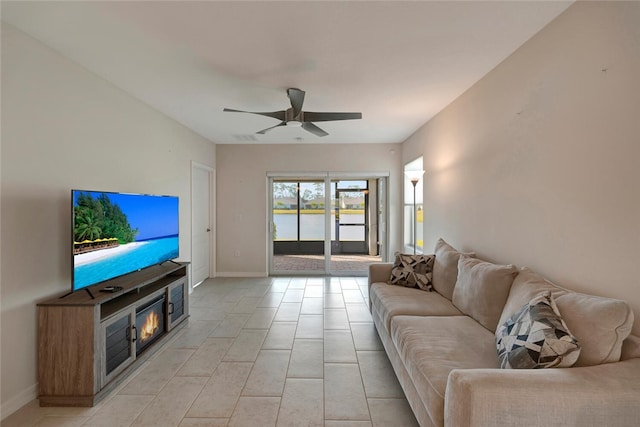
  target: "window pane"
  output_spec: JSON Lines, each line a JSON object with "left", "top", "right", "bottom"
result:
{"left": 300, "top": 213, "right": 324, "bottom": 240}
{"left": 339, "top": 225, "right": 365, "bottom": 241}
{"left": 339, "top": 192, "right": 365, "bottom": 224}
{"left": 273, "top": 181, "right": 298, "bottom": 241}
{"left": 404, "top": 156, "right": 424, "bottom": 253}
{"left": 299, "top": 182, "right": 324, "bottom": 240}
{"left": 417, "top": 204, "right": 424, "bottom": 251}
{"left": 336, "top": 180, "right": 366, "bottom": 190}
{"left": 404, "top": 204, "right": 413, "bottom": 248}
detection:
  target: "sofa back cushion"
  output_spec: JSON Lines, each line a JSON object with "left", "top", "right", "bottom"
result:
{"left": 499, "top": 267, "right": 634, "bottom": 366}
{"left": 452, "top": 256, "right": 518, "bottom": 331}
{"left": 432, "top": 238, "right": 475, "bottom": 300}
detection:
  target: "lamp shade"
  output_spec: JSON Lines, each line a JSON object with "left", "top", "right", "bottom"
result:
{"left": 404, "top": 170, "right": 425, "bottom": 184}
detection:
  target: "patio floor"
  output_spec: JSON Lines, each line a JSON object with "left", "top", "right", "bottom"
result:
{"left": 273, "top": 254, "right": 383, "bottom": 273}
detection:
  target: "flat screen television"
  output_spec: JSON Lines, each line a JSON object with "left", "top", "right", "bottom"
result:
{"left": 72, "top": 190, "right": 179, "bottom": 292}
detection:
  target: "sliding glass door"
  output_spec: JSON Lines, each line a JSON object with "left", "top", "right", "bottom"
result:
{"left": 269, "top": 175, "right": 387, "bottom": 275}
{"left": 272, "top": 180, "right": 326, "bottom": 273}
{"left": 331, "top": 180, "right": 368, "bottom": 255}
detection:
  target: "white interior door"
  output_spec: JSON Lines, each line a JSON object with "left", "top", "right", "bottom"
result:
{"left": 191, "top": 163, "right": 213, "bottom": 287}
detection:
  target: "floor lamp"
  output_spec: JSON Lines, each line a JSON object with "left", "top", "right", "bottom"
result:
{"left": 405, "top": 170, "right": 425, "bottom": 255}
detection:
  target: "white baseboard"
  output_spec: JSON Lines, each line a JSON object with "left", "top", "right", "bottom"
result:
{"left": 214, "top": 272, "right": 267, "bottom": 278}
{"left": 1, "top": 383, "right": 37, "bottom": 421}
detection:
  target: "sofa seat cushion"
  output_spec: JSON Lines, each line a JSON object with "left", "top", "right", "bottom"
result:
{"left": 390, "top": 315, "right": 499, "bottom": 426}
{"left": 370, "top": 282, "right": 463, "bottom": 333}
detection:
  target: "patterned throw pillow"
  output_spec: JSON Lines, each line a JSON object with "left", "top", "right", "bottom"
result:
{"left": 496, "top": 292, "right": 580, "bottom": 369}
{"left": 390, "top": 253, "right": 435, "bottom": 291}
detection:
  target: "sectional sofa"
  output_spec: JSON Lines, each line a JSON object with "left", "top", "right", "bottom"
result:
{"left": 368, "top": 239, "right": 640, "bottom": 427}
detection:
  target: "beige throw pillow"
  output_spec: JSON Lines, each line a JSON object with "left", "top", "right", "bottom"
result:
{"left": 500, "top": 267, "right": 634, "bottom": 366}
{"left": 432, "top": 238, "right": 475, "bottom": 300}
{"left": 452, "top": 256, "right": 518, "bottom": 332}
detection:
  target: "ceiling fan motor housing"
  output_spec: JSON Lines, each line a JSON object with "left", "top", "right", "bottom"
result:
{"left": 285, "top": 108, "right": 303, "bottom": 124}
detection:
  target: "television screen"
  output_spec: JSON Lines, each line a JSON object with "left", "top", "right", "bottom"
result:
{"left": 72, "top": 190, "right": 179, "bottom": 291}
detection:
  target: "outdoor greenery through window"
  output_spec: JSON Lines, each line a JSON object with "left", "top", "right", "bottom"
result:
{"left": 272, "top": 180, "right": 367, "bottom": 242}
{"left": 272, "top": 181, "right": 324, "bottom": 241}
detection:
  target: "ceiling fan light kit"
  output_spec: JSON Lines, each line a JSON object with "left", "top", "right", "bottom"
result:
{"left": 224, "top": 88, "right": 362, "bottom": 137}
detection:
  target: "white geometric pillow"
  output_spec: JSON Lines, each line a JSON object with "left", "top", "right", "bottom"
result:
{"left": 390, "top": 253, "right": 435, "bottom": 291}
{"left": 496, "top": 292, "right": 580, "bottom": 369}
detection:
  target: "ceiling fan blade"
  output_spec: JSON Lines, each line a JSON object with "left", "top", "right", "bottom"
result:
{"left": 302, "top": 122, "right": 329, "bottom": 137}
{"left": 256, "top": 121, "right": 287, "bottom": 135}
{"left": 302, "top": 111, "right": 362, "bottom": 122}
{"left": 287, "top": 88, "right": 305, "bottom": 118}
{"left": 223, "top": 108, "right": 286, "bottom": 121}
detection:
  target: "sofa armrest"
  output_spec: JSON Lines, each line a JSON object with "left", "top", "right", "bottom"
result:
{"left": 622, "top": 334, "right": 640, "bottom": 360}
{"left": 445, "top": 358, "right": 640, "bottom": 427}
{"left": 368, "top": 262, "right": 393, "bottom": 286}
{"left": 368, "top": 263, "right": 393, "bottom": 311}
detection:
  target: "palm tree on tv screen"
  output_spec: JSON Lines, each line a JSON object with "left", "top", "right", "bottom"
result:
{"left": 74, "top": 193, "right": 138, "bottom": 244}
{"left": 74, "top": 209, "right": 102, "bottom": 241}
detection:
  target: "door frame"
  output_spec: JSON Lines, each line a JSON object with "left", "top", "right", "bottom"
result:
{"left": 268, "top": 173, "right": 327, "bottom": 275}
{"left": 267, "top": 171, "right": 389, "bottom": 275}
{"left": 332, "top": 184, "right": 369, "bottom": 255}
{"left": 191, "top": 161, "right": 215, "bottom": 289}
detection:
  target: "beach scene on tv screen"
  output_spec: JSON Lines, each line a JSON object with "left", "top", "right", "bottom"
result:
{"left": 73, "top": 191, "right": 179, "bottom": 290}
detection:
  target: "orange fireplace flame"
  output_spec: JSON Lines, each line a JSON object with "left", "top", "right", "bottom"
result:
{"left": 140, "top": 311, "right": 160, "bottom": 342}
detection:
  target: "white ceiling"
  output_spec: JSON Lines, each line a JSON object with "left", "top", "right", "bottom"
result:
{"left": 2, "top": 1, "right": 572, "bottom": 145}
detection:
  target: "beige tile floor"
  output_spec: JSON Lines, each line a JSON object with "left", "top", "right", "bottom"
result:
{"left": 3, "top": 276, "right": 419, "bottom": 427}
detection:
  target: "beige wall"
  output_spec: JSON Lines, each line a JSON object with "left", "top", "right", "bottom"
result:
{"left": 404, "top": 1, "right": 640, "bottom": 333}
{"left": 3, "top": 0, "right": 639, "bottom": 418}
{"left": 215, "top": 143, "right": 403, "bottom": 275}
{"left": 0, "top": 24, "right": 215, "bottom": 415}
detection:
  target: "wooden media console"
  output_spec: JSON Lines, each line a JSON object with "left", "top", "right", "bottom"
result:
{"left": 37, "top": 262, "right": 189, "bottom": 406}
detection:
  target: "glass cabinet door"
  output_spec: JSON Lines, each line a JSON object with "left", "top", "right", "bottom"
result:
{"left": 101, "top": 308, "right": 135, "bottom": 388}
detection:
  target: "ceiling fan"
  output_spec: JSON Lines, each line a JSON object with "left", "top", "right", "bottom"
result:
{"left": 223, "top": 88, "right": 362, "bottom": 137}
